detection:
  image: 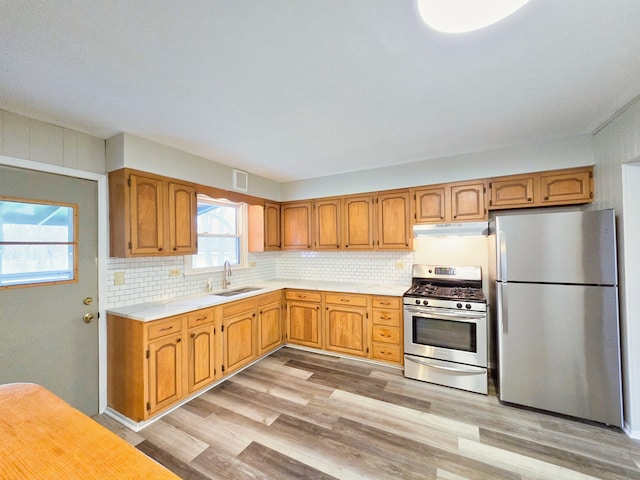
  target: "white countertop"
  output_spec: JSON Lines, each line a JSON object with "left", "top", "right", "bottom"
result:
{"left": 107, "top": 279, "right": 407, "bottom": 322}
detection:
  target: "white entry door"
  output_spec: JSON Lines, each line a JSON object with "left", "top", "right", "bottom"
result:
{"left": 0, "top": 164, "right": 99, "bottom": 415}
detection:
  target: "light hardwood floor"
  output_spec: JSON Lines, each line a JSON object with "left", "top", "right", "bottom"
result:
{"left": 96, "top": 347, "right": 640, "bottom": 480}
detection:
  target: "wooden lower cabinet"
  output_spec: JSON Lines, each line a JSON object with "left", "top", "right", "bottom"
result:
{"left": 107, "top": 290, "right": 404, "bottom": 423}
{"left": 222, "top": 299, "right": 257, "bottom": 375}
{"left": 286, "top": 290, "right": 322, "bottom": 348}
{"left": 370, "top": 296, "right": 403, "bottom": 365}
{"left": 186, "top": 308, "right": 217, "bottom": 393}
{"left": 148, "top": 332, "right": 183, "bottom": 415}
{"left": 257, "top": 291, "right": 285, "bottom": 354}
{"left": 324, "top": 292, "right": 368, "bottom": 357}
{"left": 107, "top": 309, "right": 216, "bottom": 422}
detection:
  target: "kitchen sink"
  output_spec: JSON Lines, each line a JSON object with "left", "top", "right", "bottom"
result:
{"left": 211, "top": 287, "right": 263, "bottom": 297}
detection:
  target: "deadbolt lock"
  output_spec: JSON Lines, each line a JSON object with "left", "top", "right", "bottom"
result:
{"left": 83, "top": 297, "right": 93, "bottom": 306}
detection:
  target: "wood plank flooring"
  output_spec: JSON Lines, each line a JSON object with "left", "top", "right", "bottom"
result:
{"left": 96, "top": 347, "right": 640, "bottom": 479}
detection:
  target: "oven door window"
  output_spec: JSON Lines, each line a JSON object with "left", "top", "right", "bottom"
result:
{"left": 412, "top": 316, "right": 477, "bottom": 353}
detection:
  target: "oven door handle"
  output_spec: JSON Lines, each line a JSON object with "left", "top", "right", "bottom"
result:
{"left": 404, "top": 306, "right": 485, "bottom": 322}
{"left": 405, "top": 356, "right": 483, "bottom": 374}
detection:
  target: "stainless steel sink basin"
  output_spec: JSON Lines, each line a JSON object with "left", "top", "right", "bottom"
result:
{"left": 211, "top": 287, "right": 263, "bottom": 297}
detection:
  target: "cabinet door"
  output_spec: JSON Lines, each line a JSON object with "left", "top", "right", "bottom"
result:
{"left": 343, "top": 195, "right": 375, "bottom": 250}
{"left": 130, "top": 173, "right": 165, "bottom": 255}
{"left": 489, "top": 176, "right": 534, "bottom": 209}
{"left": 450, "top": 181, "right": 487, "bottom": 221}
{"left": 314, "top": 198, "right": 341, "bottom": 249}
{"left": 264, "top": 202, "right": 281, "bottom": 250}
{"left": 377, "top": 190, "right": 411, "bottom": 250}
{"left": 325, "top": 305, "right": 368, "bottom": 357}
{"left": 413, "top": 186, "right": 446, "bottom": 223}
{"left": 168, "top": 181, "right": 197, "bottom": 254}
{"left": 223, "top": 312, "right": 256, "bottom": 375}
{"left": 258, "top": 301, "right": 283, "bottom": 354}
{"left": 287, "top": 301, "right": 322, "bottom": 348}
{"left": 187, "top": 323, "right": 216, "bottom": 393}
{"left": 281, "top": 202, "right": 312, "bottom": 250}
{"left": 147, "top": 333, "right": 183, "bottom": 415}
{"left": 539, "top": 169, "right": 593, "bottom": 205}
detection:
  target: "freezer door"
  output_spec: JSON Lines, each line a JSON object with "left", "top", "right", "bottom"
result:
{"left": 494, "top": 209, "right": 617, "bottom": 285}
{"left": 497, "top": 282, "right": 622, "bottom": 426}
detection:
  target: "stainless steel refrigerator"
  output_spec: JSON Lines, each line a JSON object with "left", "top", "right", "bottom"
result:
{"left": 490, "top": 209, "right": 623, "bottom": 426}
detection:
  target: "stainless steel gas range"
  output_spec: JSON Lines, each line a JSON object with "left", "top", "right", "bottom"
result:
{"left": 403, "top": 264, "right": 488, "bottom": 395}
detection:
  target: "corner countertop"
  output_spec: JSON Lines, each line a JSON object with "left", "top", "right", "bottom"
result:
{"left": 107, "top": 279, "right": 407, "bottom": 322}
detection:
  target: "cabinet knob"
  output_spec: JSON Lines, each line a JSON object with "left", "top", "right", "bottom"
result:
{"left": 544, "top": 196, "right": 549, "bottom": 200}
{"left": 176, "top": 337, "right": 181, "bottom": 343}
{"left": 527, "top": 197, "right": 532, "bottom": 202}
{"left": 173, "top": 247, "right": 177, "bottom": 251}
{"left": 191, "top": 333, "right": 196, "bottom": 338}
{"left": 158, "top": 247, "right": 163, "bottom": 252}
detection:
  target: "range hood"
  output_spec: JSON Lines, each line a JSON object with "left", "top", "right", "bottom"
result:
{"left": 413, "top": 221, "right": 489, "bottom": 237}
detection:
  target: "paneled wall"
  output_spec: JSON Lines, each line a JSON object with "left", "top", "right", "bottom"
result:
{"left": 593, "top": 96, "right": 640, "bottom": 437}
{"left": 0, "top": 110, "right": 105, "bottom": 173}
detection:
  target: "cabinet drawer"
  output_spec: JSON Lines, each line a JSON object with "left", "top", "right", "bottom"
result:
{"left": 187, "top": 308, "right": 214, "bottom": 328}
{"left": 324, "top": 292, "right": 367, "bottom": 307}
{"left": 372, "top": 343, "right": 402, "bottom": 363}
{"left": 285, "top": 290, "right": 322, "bottom": 302}
{"left": 147, "top": 317, "right": 183, "bottom": 340}
{"left": 222, "top": 298, "right": 256, "bottom": 317}
{"left": 371, "top": 296, "right": 401, "bottom": 309}
{"left": 371, "top": 326, "right": 400, "bottom": 344}
{"left": 372, "top": 309, "right": 401, "bottom": 327}
{"left": 256, "top": 290, "right": 282, "bottom": 306}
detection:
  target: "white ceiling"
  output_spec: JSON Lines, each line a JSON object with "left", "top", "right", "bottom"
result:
{"left": 1, "top": 1, "right": 639, "bottom": 182}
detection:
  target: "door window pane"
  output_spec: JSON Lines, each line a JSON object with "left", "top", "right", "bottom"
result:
{"left": 0, "top": 198, "right": 77, "bottom": 287}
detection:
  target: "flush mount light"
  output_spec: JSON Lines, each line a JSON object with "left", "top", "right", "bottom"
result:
{"left": 417, "top": 0, "right": 531, "bottom": 33}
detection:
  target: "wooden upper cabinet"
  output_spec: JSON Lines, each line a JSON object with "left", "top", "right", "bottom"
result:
{"left": 450, "top": 181, "right": 487, "bottom": 222}
{"left": 343, "top": 194, "right": 375, "bottom": 250}
{"left": 314, "top": 198, "right": 341, "bottom": 249}
{"left": 264, "top": 202, "right": 281, "bottom": 250}
{"left": 539, "top": 168, "right": 593, "bottom": 205}
{"left": 489, "top": 175, "right": 534, "bottom": 209}
{"left": 413, "top": 181, "right": 487, "bottom": 224}
{"left": 168, "top": 181, "right": 197, "bottom": 254}
{"left": 377, "top": 190, "right": 412, "bottom": 250}
{"left": 109, "top": 168, "right": 197, "bottom": 257}
{"left": 281, "top": 201, "right": 312, "bottom": 250}
{"left": 488, "top": 166, "right": 594, "bottom": 210}
{"left": 129, "top": 173, "right": 165, "bottom": 255}
{"left": 413, "top": 186, "right": 446, "bottom": 223}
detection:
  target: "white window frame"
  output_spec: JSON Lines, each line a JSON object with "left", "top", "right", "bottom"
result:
{"left": 184, "top": 196, "right": 248, "bottom": 275}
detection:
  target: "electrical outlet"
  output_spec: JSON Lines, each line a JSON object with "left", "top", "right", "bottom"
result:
{"left": 395, "top": 262, "right": 404, "bottom": 269}
{"left": 113, "top": 271, "right": 125, "bottom": 286}
{"left": 168, "top": 269, "right": 181, "bottom": 278}
{"left": 249, "top": 261, "right": 257, "bottom": 268}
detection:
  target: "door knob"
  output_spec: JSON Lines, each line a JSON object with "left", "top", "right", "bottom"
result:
{"left": 83, "top": 313, "right": 96, "bottom": 324}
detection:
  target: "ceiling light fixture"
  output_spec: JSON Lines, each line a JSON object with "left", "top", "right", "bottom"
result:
{"left": 416, "top": 0, "right": 531, "bottom": 34}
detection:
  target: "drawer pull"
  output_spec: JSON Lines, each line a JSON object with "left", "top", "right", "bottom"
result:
{"left": 340, "top": 299, "right": 350, "bottom": 303}
{"left": 298, "top": 294, "right": 307, "bottom": 299}
{"left": 380, "top": 302, "right": 391, "bottom": 306}
{"left": 159, "top": 326, "right": 174, "bottom": 332}
{"left": 195, "top": 316, "right": 207, "bottom": 322}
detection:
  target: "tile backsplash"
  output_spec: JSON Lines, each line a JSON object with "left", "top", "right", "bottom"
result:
{"left": 106, "top": 250, "right": 414, "bottom": 308}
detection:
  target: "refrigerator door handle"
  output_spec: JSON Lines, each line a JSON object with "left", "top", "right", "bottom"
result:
{"left": 497, "top": 283, "right": 508, "bottom": 334}
{"left": 499, "top": 232, "right": 508, "bottom": 281}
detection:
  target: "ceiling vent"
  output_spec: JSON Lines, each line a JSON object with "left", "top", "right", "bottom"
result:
{"left": 232, "top": 169, "right": 248, "bottom": 192}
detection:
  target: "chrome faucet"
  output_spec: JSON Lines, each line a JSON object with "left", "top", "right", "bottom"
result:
{"left": 222, "top": 260, "right": 232, "bottom": 289}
